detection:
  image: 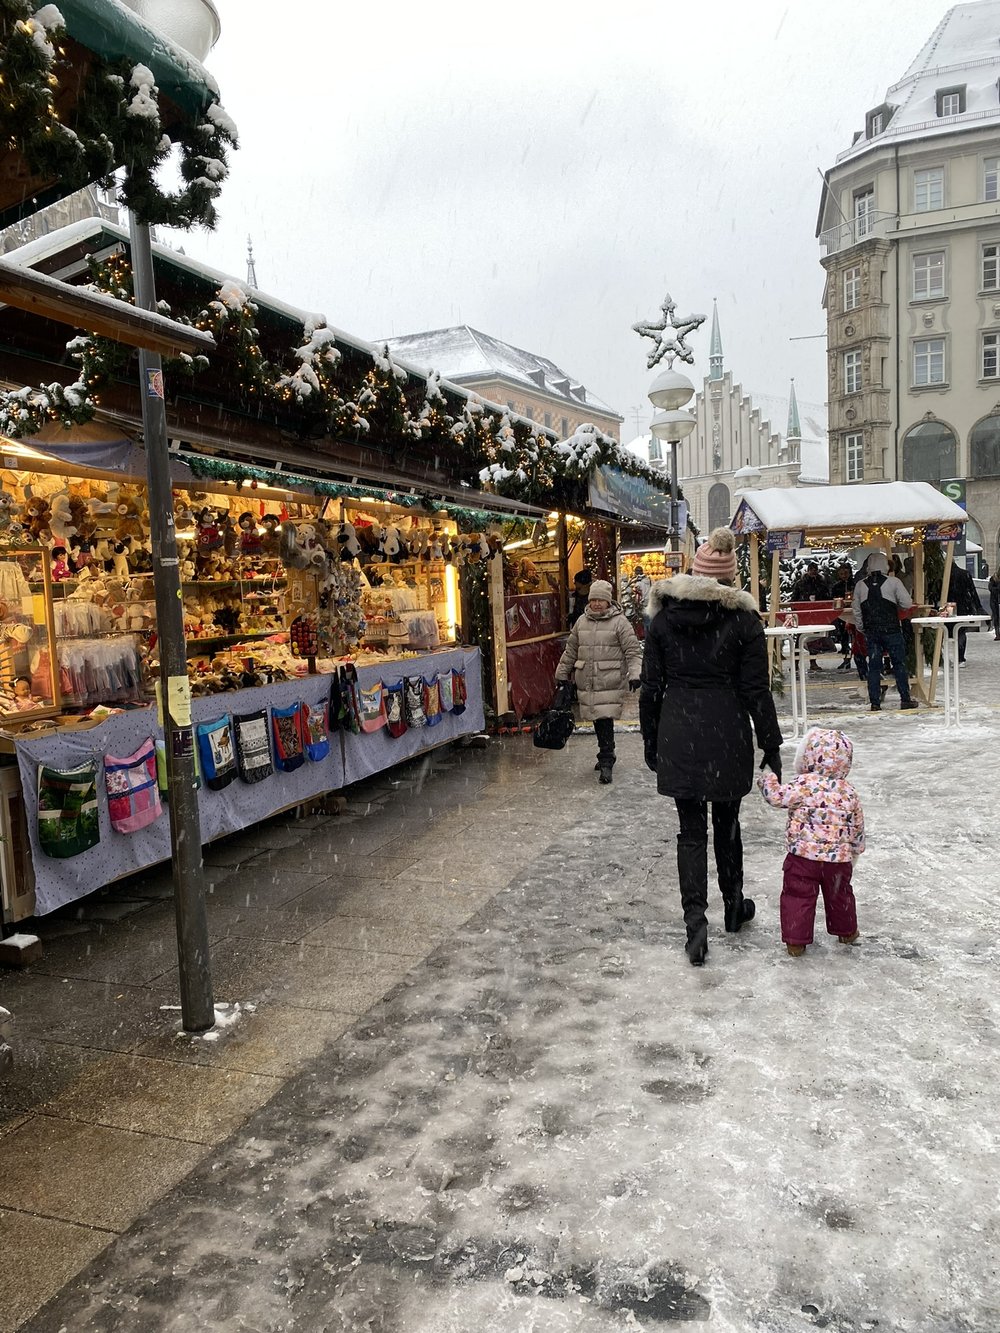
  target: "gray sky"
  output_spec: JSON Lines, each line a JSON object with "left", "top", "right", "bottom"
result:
{"left": 178, "top": 0, "right": 952, "bottom": 440}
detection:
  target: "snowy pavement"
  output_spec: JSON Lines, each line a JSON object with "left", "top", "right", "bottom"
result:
{"left": 15, "top": 630, "right": 1000, "bottom": 1332}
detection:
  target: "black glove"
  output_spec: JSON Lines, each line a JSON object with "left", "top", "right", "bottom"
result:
{"left": 760, "top": 749, "right": 782, "bottom": 782}
{"left": 644, "top": 743, "right": 658, "bottom": 774}
{"left": 629, "top": 679, "right": 641, "bottom": 692}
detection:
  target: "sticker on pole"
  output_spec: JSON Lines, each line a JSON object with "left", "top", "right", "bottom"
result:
{"left": 146, "top": 368, "right": 165, "bottom": 399}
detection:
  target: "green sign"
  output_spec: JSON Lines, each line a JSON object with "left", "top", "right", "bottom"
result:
{"left": 940, "top": 478, "right": 966, "bottom": 507}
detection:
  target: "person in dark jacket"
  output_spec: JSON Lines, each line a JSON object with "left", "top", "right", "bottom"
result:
{"left": 567, "top": 569, "right": 593, "bottom": 627}
{"left": 852, "top": 552, "right": 918, "bottom": 711}
{"left": 640, "top": 527, "right": 783, "bottom": 967}
{"left": 989, "top": 570, "right": 1000, "bottom": 641}
{"left": 793, "top": 562, "right": 831, "bottom": 672}
{"left": 945, "top": 564, "right": 983, "bottom": 664}
{"left": 829, "top": 561, "right": 854, "bottom": 669}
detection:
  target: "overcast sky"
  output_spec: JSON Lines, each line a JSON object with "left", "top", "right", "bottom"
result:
{"left": 176, "top": 0, "right": 953, "bottom": 441}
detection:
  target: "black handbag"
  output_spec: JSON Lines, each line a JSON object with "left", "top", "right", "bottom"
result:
{"left": 533, "top": 707, "right": 575, "bottom": 751}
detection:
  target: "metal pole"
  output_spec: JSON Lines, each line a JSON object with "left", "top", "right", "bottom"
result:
{"left": 670, "top": 437, "right": 679, "bottom": 553}
{"left": 128, "top": 213, "right": 214, "bottom": 1033}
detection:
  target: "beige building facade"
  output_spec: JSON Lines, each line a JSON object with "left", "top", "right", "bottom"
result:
{"left": 818, "top": 1, "right": 1000, "bottom": 564}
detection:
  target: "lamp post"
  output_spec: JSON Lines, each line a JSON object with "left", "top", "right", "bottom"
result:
{"left": 633, "top": 295, "right": 706, "bottom": 556}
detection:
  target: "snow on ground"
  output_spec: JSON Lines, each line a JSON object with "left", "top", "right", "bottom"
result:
{"left": 22, "top": 631, "right": 1000, "bottom": 1332}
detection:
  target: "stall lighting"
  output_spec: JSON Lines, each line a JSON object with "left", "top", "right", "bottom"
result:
{"left": 503, "top": 537, "right": 536, "bottom": 551}
{"left": 445, "top": 563, "right": 460, "bottom": 638}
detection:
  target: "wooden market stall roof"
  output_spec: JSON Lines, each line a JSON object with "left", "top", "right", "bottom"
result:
{"left": 731, "top": 481, "right": 969, "bottom": 538}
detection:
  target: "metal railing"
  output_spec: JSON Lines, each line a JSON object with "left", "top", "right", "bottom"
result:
{"left": 819, "top": 211, "right": 896, "bottom": 255}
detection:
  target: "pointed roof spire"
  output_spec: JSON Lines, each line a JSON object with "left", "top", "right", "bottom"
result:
{"left": 246, "top": 235, "right": 258, "bottom": 288}
{"left": 786, "top": 377, "right": 802, "bottom": 439}
{"left": 709, "top": 298, "right": 723, "bottom": 381}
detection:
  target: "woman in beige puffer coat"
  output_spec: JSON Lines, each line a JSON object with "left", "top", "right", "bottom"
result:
{"left": 554, "top": 579, "right": 643, "bottom": 784}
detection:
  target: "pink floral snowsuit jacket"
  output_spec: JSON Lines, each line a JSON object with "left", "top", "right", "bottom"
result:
{"left": 759, "top": 727, "right": 865, "bottom": 864}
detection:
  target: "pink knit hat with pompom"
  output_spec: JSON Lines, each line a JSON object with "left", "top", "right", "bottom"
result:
{"left": 692, "top": 527, "right": 738, "bottom": 581}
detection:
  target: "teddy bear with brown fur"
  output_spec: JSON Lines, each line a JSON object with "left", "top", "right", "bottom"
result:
{"left": 23, "top": 496, "right": 52, "bottom": 543}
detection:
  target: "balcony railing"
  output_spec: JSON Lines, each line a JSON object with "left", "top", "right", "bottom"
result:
{"left": 819, "top": 211, "right": 896, "bottom": 256}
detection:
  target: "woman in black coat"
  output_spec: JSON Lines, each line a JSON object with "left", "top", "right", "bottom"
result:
{"left": 639, "top": 528, "right": 783, "bottom": 966}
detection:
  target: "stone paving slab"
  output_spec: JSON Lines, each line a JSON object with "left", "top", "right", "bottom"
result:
{"left": 1, "top": 1040, "right": 106, "bottom": 1125}
{"left": 0, "top": 1212, "right": 109, "bottom": 1333}
{"left": 0, "top": 1116, "right": 207, "bottom": 1231}
{"left": 39, "top": 1053, "right": 281, "bottom": 1144}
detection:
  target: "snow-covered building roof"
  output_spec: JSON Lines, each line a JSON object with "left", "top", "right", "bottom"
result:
{"left": 732, "top": 481, "right": 969, "bottom": 534}
{"left": 834, "top": 1, "right": 1000, "bottom": 166}
{"left": 746, "top": 389, "right": 829, "bottom": 483}
{"left": 380, "top": 325, "right": 622, "bottom": 421}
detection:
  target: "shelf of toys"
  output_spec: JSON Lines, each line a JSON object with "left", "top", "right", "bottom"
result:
{"left": 0, "top": 467, "right": 487, "bottom": 928}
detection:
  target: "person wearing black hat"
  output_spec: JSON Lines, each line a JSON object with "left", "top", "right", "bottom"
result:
{"left": 568, "top": 568, "right": 593, "bottom": 627}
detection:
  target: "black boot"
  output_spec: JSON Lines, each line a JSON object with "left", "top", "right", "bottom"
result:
{"left": 678, "top": 834, "right": 709, "bottom": 964}
{"left": 686, "top": 922, "right": 708, "bottom": 966}
{"left": 724, "top": 895, "right": 756, "bottom": 933}
{"left": 598, "top": 763, "right": 613, "bottom": 785}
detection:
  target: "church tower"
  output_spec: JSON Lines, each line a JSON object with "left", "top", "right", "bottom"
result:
{"left": 784, "top": 378, "right": 802, "bottom": 463}
{"left": 709, "top": 298, "right": 724, "bottom": 382}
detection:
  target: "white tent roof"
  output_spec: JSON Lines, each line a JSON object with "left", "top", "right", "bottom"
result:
{"left": 733, "top": 481, "right": 968, "bottom": 533}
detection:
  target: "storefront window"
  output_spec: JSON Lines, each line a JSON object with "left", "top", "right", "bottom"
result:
{"left": 969, "top": 414, "right": 1000, "bottom": 477}
{"left": 901, "top": 420, "right": 957, "bottom": 482}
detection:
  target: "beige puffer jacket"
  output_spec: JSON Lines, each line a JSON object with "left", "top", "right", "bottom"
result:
{"left": 555, "top": 604, "right": 643, "bottom": 720}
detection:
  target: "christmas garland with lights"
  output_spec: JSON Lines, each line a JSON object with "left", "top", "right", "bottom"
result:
{"left": 0, "top": 0, "right": 237, "bottom": 229}
{"left": 0, "top": 247, "right": 676, "bottom": 508}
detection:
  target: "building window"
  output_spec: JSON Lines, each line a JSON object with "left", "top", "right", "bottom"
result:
{"left": 985, "top": 157, "right": 999, "bottom": 202}
{"left": 913, "top": 337, "right": 946, "bottom": 386}
{"left": 561, "top": 416, "right": 568, "bottom": 436}
{"left": 854, "top": 189, "right": 875, "bottom": 238}
{"left": 902, "top": 420, "right": 957, "bottom": 481}
{"left": 982, "top": 244, "right": 1000, "bottom": 291}
{"left": 844, "top": 431, "right": 864, "bottom": 482}
{"left": 970, "top": 413, "right": 1000, "bottom": 475}
{"left": 937, "top": 87, "right": 965, "bottom": 117}
{"left": 843, "top": 349, "right": 862, "bottom": 394}
{"left": 982, "top": 332, "right": 1000, "bottom": 379}
{"left": 914, "top": 168, "right": 944, "bottom": 212}
{"left": 707, "top": 482, "right": 732, "bottom": 529}
{"left": 869, "top": 112, "right": 883, "bottom": 137}
{"left": 525, "top": 406, "right": 533, "bottom": 421}
{"left": 843, "top": 264, "right": 861, "bottom": 310}
{"left": 912, "top": 250, "right": 945, "bottom": 299}
{"left": 543, "top": 412, "right": 551, "bottom": 428}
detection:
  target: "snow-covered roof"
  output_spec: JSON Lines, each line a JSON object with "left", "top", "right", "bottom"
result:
{"left": 381, "top": 325, "right": 622, "bottom": 420}
{"left": 0, "top": 220, "right": 559, "bottom": 441}
{"left": 732, "top": 481, "right": 969, "bottom": 534}
{"left": 836, "top": 1, "right": 1000, "bottom": 165}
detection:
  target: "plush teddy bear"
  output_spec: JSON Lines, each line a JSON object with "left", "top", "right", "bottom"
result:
{"left": 48, "top": 494, "right": 76, "bottom": 545}
{"left": 24, "top": 496, "right": 52, "bottom": 542}
{"left": 260, "top": 514, "right": 282, "bottom": 557}
{"left": 112, "top": 540, "right": 131, "bottom": 581}
{"left": 115, "top": 492, "right": 144, "bottom": 543}
{"left": 177, "top": 541, "right": 197, "bottom": 583}
{"left": 238, "top": 512, "right": 262, "bottom": 558}
{"left": 337, "top": 520, "right": 361, "bottom": 560}
{"left": 0, "top": 488, "right": 19, "bottom": 538}
{"left": 69, "top": 495, "right": 93, "bottom": 539}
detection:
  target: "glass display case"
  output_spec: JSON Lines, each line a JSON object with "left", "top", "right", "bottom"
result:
{"left": 0, "top": 547, "right": 61, "bottom": 721}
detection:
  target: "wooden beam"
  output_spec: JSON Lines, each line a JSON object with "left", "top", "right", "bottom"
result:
{"left": 0, "top": 257, "right": 215, "bottom": 359}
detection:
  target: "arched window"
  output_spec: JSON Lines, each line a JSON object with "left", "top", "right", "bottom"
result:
{"left": 901, "top": 420, "right": 957, "bottom": 482}
{"left": 969, "top": 414, "right": 1000, "bottom": 477}
{"left": 708, "top": 482, "right": 732, "bottom": 529}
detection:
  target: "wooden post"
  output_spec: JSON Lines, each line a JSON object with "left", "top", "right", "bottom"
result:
{"left": 913, "top": 541, "right": 927, "bottom": 699}
{"left": 926, "top": 541, "right": 955, "bottom": 707}
{"left": 556, "top": 513, "right": 569, "bottom": 624}
{"left": 488, "top": 551, "right": 510, "bottom": 717}
{"left": 767, "top": 545, "right": 782, "bottom": 677}
{"left": 749, "top": 533, "right": 760, "bottom": 605}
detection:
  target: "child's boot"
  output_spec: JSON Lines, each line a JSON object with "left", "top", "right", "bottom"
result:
{"left": 838, "top": 932, "right": 860, "bottom": 945}
{"left": 786, "top": 943, "right": 806, "bottom": 957}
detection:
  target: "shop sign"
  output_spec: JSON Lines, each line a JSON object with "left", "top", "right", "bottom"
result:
{"left": 938, "top": 479, "right": 967, "bottom": 557}
{"left": 588, "top": 466, "right": 673, "bottom": 528}
{"left": 766, "top": 529, "right": 804, "bottom": 553}
{"left": 731, "top": 498, "right": 765, "bottom": 535}
{"left": 925, "top": 520, "right": 964, "bottom": 543}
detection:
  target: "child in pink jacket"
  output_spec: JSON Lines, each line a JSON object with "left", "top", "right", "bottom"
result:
{"left": 759, "top": 727, "right": 865, "bottom": 956}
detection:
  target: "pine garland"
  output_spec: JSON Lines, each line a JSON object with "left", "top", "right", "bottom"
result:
{"left": 0, "top": 1, "right": 237, "bottom": 229}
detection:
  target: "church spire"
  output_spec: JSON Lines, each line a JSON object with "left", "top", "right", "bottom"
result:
{"left": 709, "top": 298, "right": 723, "bottom": 381}
{"left": 786, "top": 377, "right": 801, "bottom": 440}
{"left": 246, "top": 235, "right": 258, "bottom": 288}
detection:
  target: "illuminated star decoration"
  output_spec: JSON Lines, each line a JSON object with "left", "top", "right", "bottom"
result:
{"left": 633, "top": 294, "right": 707, "bottom": 370}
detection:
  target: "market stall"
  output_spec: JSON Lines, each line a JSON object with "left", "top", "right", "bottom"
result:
{"left": 731, "top": 482, "right": 970, "bottom": 702}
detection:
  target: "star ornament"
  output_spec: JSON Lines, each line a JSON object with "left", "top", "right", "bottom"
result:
{"left": 633, "top": 294, "right": 706, "bottom": 370}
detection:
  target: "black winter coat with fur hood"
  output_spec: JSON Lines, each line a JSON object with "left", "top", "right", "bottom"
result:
{"left": 639, "top": 575, "right": 783, "bottom": 802}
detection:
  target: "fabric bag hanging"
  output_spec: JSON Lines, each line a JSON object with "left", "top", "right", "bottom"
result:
{"left": 195, "top": 716, "right": 238, "bottom": 790}
{"left": 37, "top": 759, "right": 100, "bottom": 858}
{"left": 438, "top": 669, "right": 454, "bottom": 713}
{"left": 423, "top": 675, "right": 443, "bottom": 726}
{"left": 233, "top": 708, "right": 273, "bottom": 783}
{"left": 384, "top": 678, "right": 407, "bottom": 738}
{"left": 342, "top": 665, "right": 362, "bottom": 735}
{"left": 358, "top": 682, "right": 387, "bottom": 733}
{"left": 451, "top": 666, "right": 468, "bottom": 715}
{"left": 272, "top": 701, "right": 306, "bottom": 771}
{"left": 404, "top": 676, "right": 426, "bottom": 728}
{"left": 104, "top": 737, "right": 162, "bottom": 834}
{"left": 328, "top": 670, "right": 345, "bottom": 732}
{"left": 303, "top": 699, "right": 331, "bottom": 761}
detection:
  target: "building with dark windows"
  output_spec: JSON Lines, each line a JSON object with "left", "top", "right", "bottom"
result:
{"left": 817, "top": 0, "right": 1000, "bottom": 564}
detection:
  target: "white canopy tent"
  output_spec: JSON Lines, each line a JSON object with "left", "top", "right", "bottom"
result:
{"left": 730, "top": 482, "right": 971, "bottom": 704}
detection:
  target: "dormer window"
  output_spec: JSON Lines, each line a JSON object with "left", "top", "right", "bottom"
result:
{"left": 866, "top": 103, "right": 893, "bottom": 138}
{"left": 937, "top": 86, "right": 966, "bottom": 117}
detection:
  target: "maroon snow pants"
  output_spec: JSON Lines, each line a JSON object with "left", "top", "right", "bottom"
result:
{"left": 780, "top": 853, "right": 858, "bottom": 945}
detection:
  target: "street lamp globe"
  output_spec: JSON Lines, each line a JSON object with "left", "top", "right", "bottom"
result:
{"left": 648, "top": 366, "right": 695, "bottom": 412}
{"left": 733, "top": 463, "right": 762, "bottom": 488}
{"left": 650, "top": 409, "right": 697, "bottom": 442}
